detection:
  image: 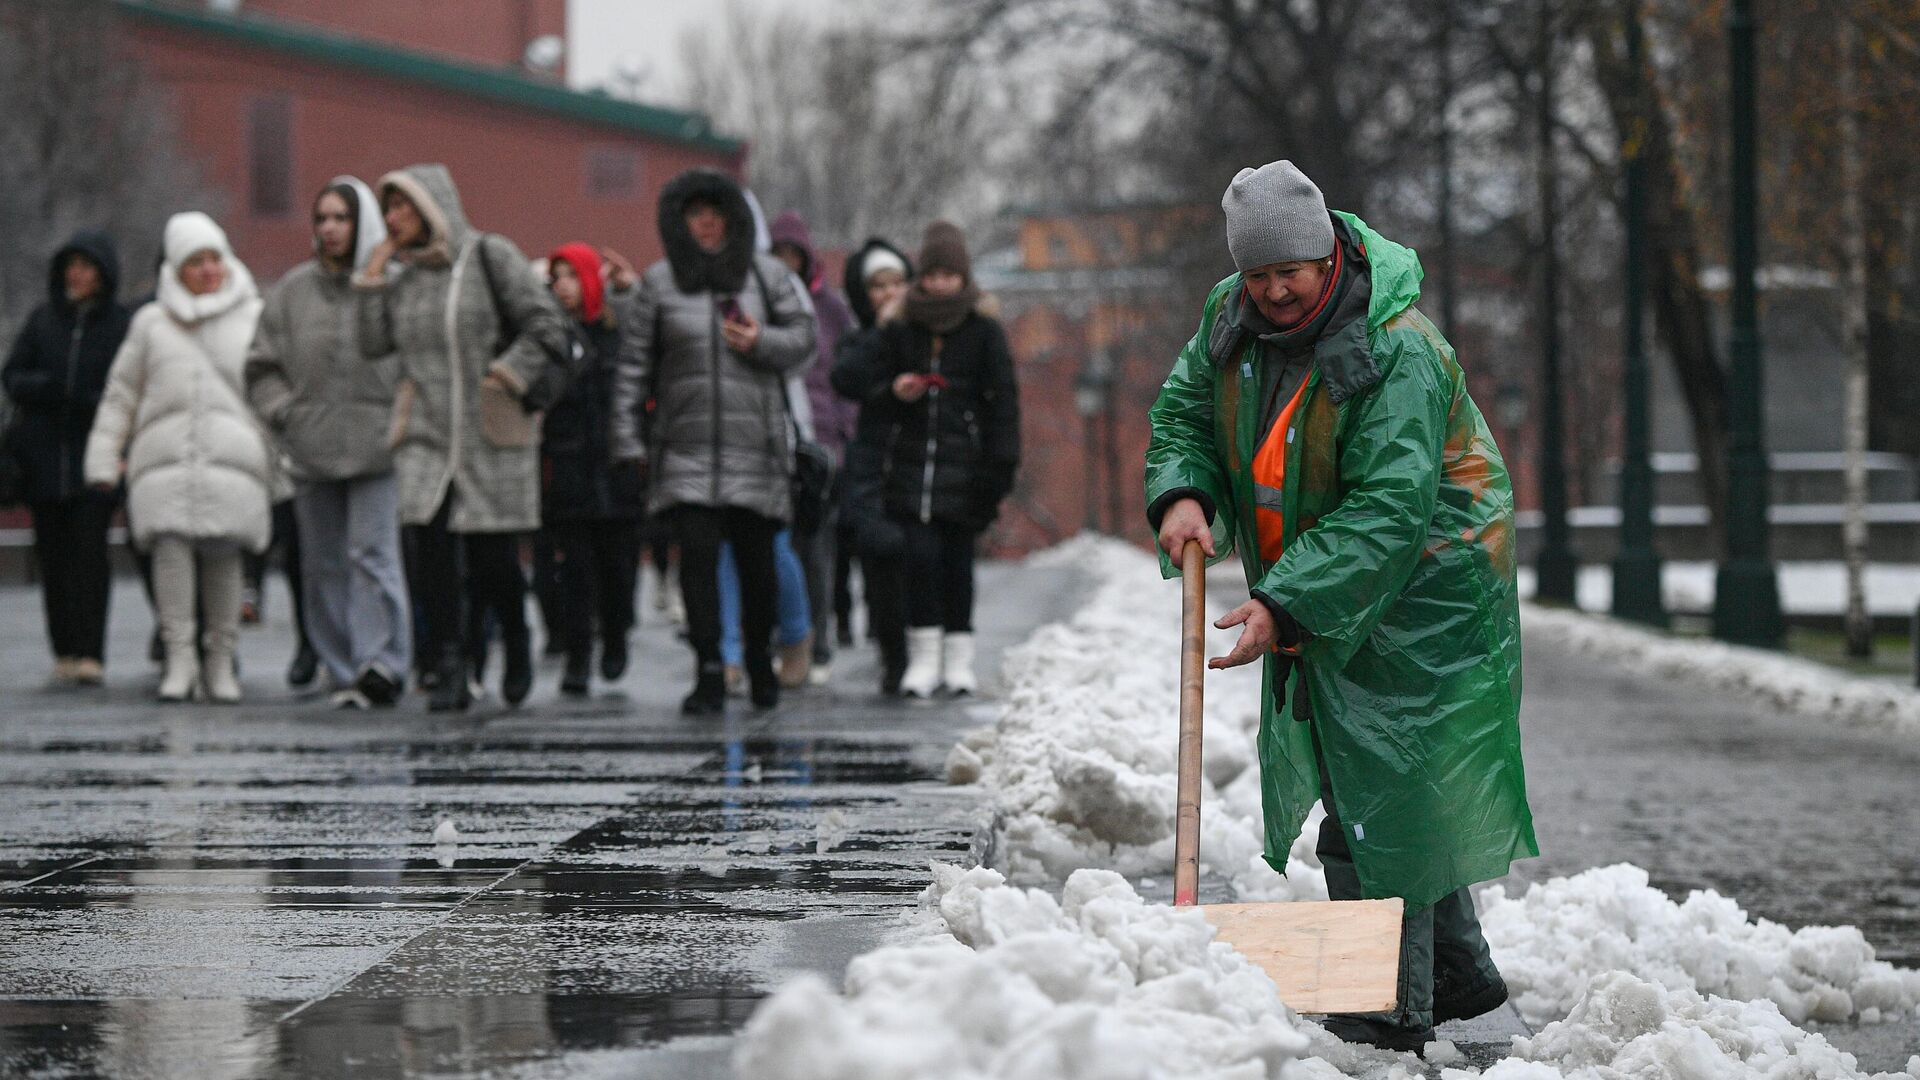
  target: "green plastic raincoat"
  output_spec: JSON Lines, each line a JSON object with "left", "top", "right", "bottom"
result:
{"left": 1144, "top": 212, "right": 1536, "bottom": 909}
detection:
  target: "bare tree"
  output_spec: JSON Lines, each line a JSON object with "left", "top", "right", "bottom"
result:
{"left": 676, "top": 2, "right": 1008, "bottom": 250}
{"left": 0, "top": 0, "right": 215, "bottom": 332}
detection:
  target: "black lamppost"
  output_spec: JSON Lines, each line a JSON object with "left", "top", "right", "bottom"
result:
{"left": 1533, "top": 0, "right": 1578, "bottom": 605}
{"left": 1611, "top": 3, "right": 1667, "bottom": 627}
{"left": 1710, "top": 0, "right": 1784, "bottom": 645}
{"left": 1076, "top": 354, "right": 1113, "bottom": 534}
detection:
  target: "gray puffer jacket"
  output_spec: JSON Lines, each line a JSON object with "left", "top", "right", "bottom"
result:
{"left": 610, "top": 169, "right": 816, "bottom": 522}
{"left": 354, "top": 164, "right": 566, "bottom": 533}
{"left": 247, "top": 176, "right": 397, "bottom": 482}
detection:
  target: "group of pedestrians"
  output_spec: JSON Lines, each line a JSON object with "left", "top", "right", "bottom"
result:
{"left": 2, "top": 163, "right": 1022, "bottom": 713}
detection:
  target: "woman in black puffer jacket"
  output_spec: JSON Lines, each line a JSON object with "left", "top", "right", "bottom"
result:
{"left": 831, "top": 222, "right": 1019, "bottom": 699}
{"left": 540, "top": 243, "right": 645, "bottom": 699}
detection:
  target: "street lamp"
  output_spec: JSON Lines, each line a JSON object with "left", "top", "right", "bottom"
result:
{"left": 1611, "top": 3, "right": 1667, "bottom": 628}
{"left": 1711, "top": 0, "right": 1784, "bottom": 646}
{"left": 1076, "top": 354, "right": 1113, "bottom": 534}
{"left": 1532, "top": 0, "right": 1579, "bottom": 606}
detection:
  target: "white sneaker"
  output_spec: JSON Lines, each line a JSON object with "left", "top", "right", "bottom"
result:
{"left": 806, "top": 663, "right": 832, "bottom": 687}
{"left": 899, "top": 627, "right": 944, "bottom": 699}
{"left": 940, "top": 632, "right": 977, "bottom": 697}
{"left": 330, "top": 688, "right": 370, "bottom": 709}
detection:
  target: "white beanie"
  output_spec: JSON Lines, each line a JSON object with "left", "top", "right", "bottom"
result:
{"left": 163, "top": 211, "right": 233, "bottom": 267}
{"left": 861, "top": 247, "right": 908, "bottom": 283}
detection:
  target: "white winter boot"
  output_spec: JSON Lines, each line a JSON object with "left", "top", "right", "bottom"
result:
{"left": 940, "top": 632, "right": 978, "bottom": 697}
{"left": 157, "top": 645, "right": 200, "bottom": 703}
{"left": 899, "top": 627, "right": 944, "bottom": 699}
{"left": 202, "top": 647, "right": 242, "bottom": 704}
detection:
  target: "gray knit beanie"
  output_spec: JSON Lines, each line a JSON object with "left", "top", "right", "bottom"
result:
{"left": 1221, "top": 160, "right": 1336, "bottom": 272}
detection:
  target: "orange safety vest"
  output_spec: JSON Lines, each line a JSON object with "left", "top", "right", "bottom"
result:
{"left": 1252, "top": 377, "right": 1312, "bottom": 564}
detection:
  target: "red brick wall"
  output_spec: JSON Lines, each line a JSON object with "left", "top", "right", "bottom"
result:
{"left": 234, "top": 0, "right": 567, "bottom": 76}
{"left": 130, "top": 21, "right": 742, "bottom": 286}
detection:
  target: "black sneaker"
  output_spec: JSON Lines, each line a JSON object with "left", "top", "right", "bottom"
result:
{"left": 355, "top": 664, "right": 402, "bottom": 708}
{"left": 428, "top": 653, "right": 473, "bottom": 713}
{"left": 1434, "top": 981, "right": 1509, "bottom": 1025}
{"left": 1320, "top": 1015, "right": 1436, "bottom": 1055}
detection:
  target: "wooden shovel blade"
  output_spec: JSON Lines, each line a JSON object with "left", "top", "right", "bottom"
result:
{"left": 1201, "top": 898, "right": 1404, "bottom": 1015}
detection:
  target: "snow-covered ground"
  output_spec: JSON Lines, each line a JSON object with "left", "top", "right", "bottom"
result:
{"left": 735, "top": 537, "right": 1920, "bottom": 1079}
{"left": 1519, "top": 603, "right": 1920, "bottom": 738}
{"left": 1516, "top": 561, "right": 1920, "bottom": 618}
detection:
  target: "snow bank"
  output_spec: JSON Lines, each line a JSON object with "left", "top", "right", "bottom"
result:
{"left": 1480, "top": 863, "right": 1920, "bottom": 1028}
{"left": 733, "top": 863, "right": 1317, "bottom": 1080}
{"left": 956, "top": 534, "right": 1326, "bottom": 903}
{"left": 1520, "top": 602, "right": 1920, "bottom": 738}
{"left": 735, "top": 537, "right": 1917, "bottom": 1079}
{"left": 1467, "top": 970, "right": 1911, "bottom": 1080}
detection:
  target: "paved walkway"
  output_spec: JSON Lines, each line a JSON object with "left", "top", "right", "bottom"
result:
{"left": 0, "top": 565, "right": 1084, "bottom": 1079}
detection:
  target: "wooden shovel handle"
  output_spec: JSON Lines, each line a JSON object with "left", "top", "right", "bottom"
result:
{"left": 1174, "top": 540, "right": 1206, "bottom": 906}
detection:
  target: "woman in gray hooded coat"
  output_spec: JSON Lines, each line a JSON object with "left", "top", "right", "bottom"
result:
{"left": 246, "top": 177, "right": 412, "bottom": 708}
{"left": 354, "top": 164, "right": 567, "bottom": 711}
{"left": 610, "top": 168, "right": 816, "bottom": 713}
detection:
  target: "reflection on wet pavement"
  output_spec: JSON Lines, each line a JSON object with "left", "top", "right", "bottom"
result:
{"left": 0, "top": 565, "right": 1083, "bottom": 1079}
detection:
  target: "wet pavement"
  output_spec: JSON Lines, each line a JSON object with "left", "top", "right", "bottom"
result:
{"left": 0, "top": 564, "right": 1083, "bottom": 1079}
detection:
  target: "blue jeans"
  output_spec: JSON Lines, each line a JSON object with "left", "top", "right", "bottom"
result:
{"left": 718, "top": 529, "right": 811, "bottom": 665}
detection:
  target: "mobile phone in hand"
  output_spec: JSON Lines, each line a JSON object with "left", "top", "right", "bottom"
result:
{"left": 719, "top": 296, "right": 745, "bottom": 324}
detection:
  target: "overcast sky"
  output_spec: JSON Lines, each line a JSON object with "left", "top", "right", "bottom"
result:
{"left": 567, "top": 0, "right": 838, "bottom": 105}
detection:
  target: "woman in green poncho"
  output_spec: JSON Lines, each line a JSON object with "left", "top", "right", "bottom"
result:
{"left": 1144, "top": 160, "right": 1538, "bottom": 1052}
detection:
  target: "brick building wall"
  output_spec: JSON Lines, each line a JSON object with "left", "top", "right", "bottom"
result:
{"left": 224, "top": 0, "right": 567, "bottom": 76}
{"left": 119, "top": 1, "right": 740, "bottom": 284}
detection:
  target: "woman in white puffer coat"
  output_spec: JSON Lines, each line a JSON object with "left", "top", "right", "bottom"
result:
{"left": 86, "top": 212, "right": 273, "bottom": 703}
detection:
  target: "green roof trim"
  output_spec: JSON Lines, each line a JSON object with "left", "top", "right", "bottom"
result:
{"left": 115, "top": 0, "right": 743, "bottom": 154}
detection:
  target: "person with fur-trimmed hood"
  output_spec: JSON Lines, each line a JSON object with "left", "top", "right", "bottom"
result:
{"left": 830, "top": 222, "right": 1020, "bottom": 699}
{"left": 3, "top": 230, "right": 132, "bottom": 687}
{"left": 245, "top": 177, "right": 412, "bottom": 708}
{"left": 609, "top": 168, "right": 817, "bottom": 714}
{"left": 354, "top": 164, "right": 569, "bottom": 712}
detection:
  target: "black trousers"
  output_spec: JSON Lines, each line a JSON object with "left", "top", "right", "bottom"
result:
{"left": 244, "top": 500, "right": 311, "bottom": 650}
{"left": 672, "top": 505, "right": 778, "bottom": 671}
{"left": 548, "top": 519, "right": 639, "bottom": 660}
{"left": 900, "top": 519, "right": 976, "bottom": 632}
{"left": 29, "top": 496, "right": 115, "bottom": 662}
{"left": 860, "top": 553, "right": 908, "bottom": 670}
{"left": 404, "top": 499, "right": 528, "bottom": 667}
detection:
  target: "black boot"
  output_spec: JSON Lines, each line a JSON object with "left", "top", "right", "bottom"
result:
{"left": 560, "top": 650, "right": 591, "bottom": 698}
{"left": 879, "top": 635, "right": 907, "bottom": 696}
{"left": 746, "top": 652, "right": 779, "bottom": 710}
{"left": 1434, "top": 980, "right": 1508, "bottom": 1025}
{"left": 502, "top": 623, "right": 534, "bottom": 707}
{"left": 428, "top": 647, "right": 472, "bottom": 712}
{"left": 1320, "top": 1016, "right": 1436, "bottom": 1055}
{"left": 600, "top": 634, "right": 629, "bottom": 681}
{"left": 286, "top": 642, "right": 319, "bottom": 689}
{"left": 682, "top": 661, "right": 726, "bottom": 715}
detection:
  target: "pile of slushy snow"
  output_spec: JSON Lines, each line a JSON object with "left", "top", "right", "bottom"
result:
{"left": 734, "top": 537, "right": 1917, "bottom": 1079}
{"left": 947, "top": 535, "right": 1327, "bottom": 903}
{"left": 1520, "top": 602, "right": 1920, "bottom": 738}
{"left": 1480, "top": 863, "right": 1920, "bottom": 1028}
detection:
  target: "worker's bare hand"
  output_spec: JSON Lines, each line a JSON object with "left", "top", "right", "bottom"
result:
{"left": 1157, "top": 497, "right": 1215, "bottom": 561}
{"left": 721, "top": 311, "right": 761, "bottom": 355}
{"left": 1209, "top": 598, "right": 1275, "bottom": 669}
